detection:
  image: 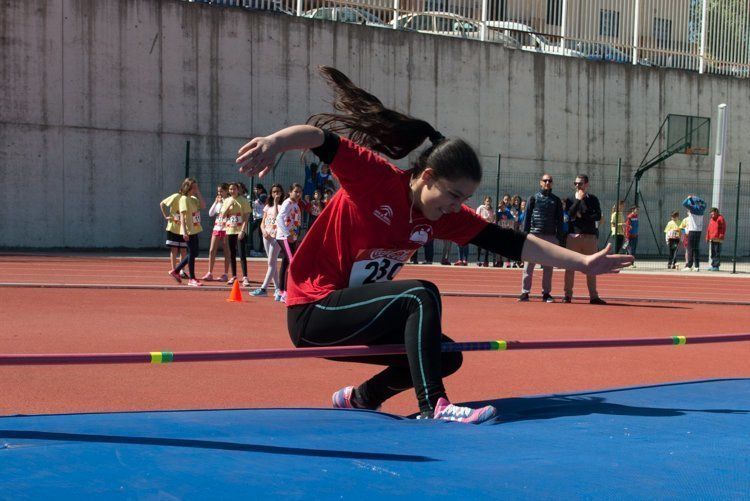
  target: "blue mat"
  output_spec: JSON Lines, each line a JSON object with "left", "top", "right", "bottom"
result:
{"left": 2, "top": 379, "right": 749, "bottom": 498}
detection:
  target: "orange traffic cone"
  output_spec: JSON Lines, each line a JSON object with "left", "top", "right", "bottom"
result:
{"left": 226, "top": 280, "right": 243, "bottom": 303}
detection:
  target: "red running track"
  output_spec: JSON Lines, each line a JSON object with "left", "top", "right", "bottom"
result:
{"left": 1, "top": 254, "right": 749, "bottom": 417}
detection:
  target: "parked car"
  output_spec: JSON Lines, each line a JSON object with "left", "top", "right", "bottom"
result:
{"left": 565, "top": 40, "right": 653, "bottom": 66}
{"left": 395, "top": 11, "right": 519, "bottom": 47}
{"left": 485, "top": 21, "right": 585, "bottom": 58}
{"left": 304, "top": 7, "right": 390, "bottom": 27}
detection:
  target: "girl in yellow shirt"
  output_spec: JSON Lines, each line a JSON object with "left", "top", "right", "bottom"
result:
{"left": 160, "top": 191, "right": 187, "bottom": 278}
{"left": 168, "top": 178, "right": 206, "bottom": 286}
{"left": 221, "top": 182, "right": 252, "bottom": 286}
{"left": 664, "top": 211, "right": 681, "bottom": 269}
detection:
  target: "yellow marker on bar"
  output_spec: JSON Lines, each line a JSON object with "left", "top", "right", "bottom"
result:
{"left": 672, "top": 336, "right": 687, "bottom": 345}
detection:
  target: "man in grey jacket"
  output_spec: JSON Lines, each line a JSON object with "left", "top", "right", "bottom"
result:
{"left": 519, "top": 174, "right": 564, "bottom": 302}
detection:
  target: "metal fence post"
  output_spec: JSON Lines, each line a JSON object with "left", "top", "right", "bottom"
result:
{"left": 392, "top": 0, "right": 399, "bottom": 29}
{"left": 559, "top": 0, "right": 567, "bottom": 50}
{"left": 495, "top": 154, "right": 501, "bottom": 212}
{"left": 615, "top": 159, "right": 621, "bottom": 252}
{"left": 632, "top": 0, "right": 640, "bottom": 65}
{"left": 480, "top": 0, "right": 488, "bottom": 42}
{"left": 699, "top": 0, "right": 708, "bottom": 74}
{"left": 296, "top": 0, "right": 302, "bottom": 17}
{"left": 732, "top": 162, "right": 741, "bottom": 274}
{"left": 184, "top": 140, "right": 191, "bottom": 179}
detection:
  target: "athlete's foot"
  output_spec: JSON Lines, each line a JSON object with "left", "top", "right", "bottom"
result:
{"left": 432, "top": 397, "right": 497, "bottom": 424}
{"left": 251, "top": 288, "right": 267, "bottom": 296}
{"left": 218, "top": 274, "right": 228, "bottom": 282}
{"left": 201, "top": 272, "right": 214, "bottom": 281}
{"left": 242, "top": 277, "right": 251, "bottom": 287}
{"left": 168, "top": 270, "right": 182, "bottom": 284}
{"left": 187, "top": 279, "right": 202, "bottom": 287}
{"left": 179, "top": 270, "right": 189, "bottom": 279}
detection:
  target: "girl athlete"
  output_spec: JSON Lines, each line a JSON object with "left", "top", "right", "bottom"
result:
{"left": 235, "top": 67, "right": 632, "bottom": 423}
{"left": 169, "top": 177, "right": 205, "bottom": 286}
{"left": 221, "top": 182, "right": 252, "bottom": 286}
{"left": 202, "top": 183, "right": 230, "bottom": 282}
{"left": 251, "top": 183, "right": 284, "bottom": 297}
{"left": 160, "top": 188, "right": 188, "bottom": 278}
{"left": 275, "top": 183, "right": 303, "bottom": 302}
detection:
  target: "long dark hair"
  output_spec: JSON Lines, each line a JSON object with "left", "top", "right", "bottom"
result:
{"left": 267, "top": 183, "right": 284, "bottom": 207}
{"left": 308, "top": 66, "right": 481, "bottom": 183}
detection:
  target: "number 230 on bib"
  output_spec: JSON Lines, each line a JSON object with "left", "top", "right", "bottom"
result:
{"left": 348, "top": 248, "right": 415, "bottom": 287}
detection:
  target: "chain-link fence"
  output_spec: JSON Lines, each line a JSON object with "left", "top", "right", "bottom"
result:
{"left": 187, "top": 147, "right": 749, "bottom": 273}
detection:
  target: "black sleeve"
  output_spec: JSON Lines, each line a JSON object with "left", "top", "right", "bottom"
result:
{"left": 590, "top": 195, "right": 602, "bottom": 222}
{"left": 469, "top": 224, "right": 527, "bottom": 261}
{"left": 522, "top": 195, "right": 534, "bottom": 233}
{"left": 555, "top": 196, "right": 564, "bottom": 242}
{"left": 569, "top": 199, "right": 582, "bottom": 220}
{"left": 311, "top": 130, "right": 340, "bottom": 165}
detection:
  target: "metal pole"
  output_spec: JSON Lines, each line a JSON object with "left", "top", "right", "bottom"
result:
{"left": 392, "top": 0, "right": 399, "bottom": 29}
{"left": 184, "top": 140, "right": 191, "bottom": 179}
{"left": 480, "top": 0, "right": 487, "bottom": 42}
{"left": 632, "top": 0, "right": 641, "bottom": 65}
{"left": 615, "top": 159, "right": 622, "bottom": 252}
{"left": 699, "top": 0, "right": 708, "bottom": 74}
{"left": 712, "top": 103, "right": 728, "bottom": 209}
{"left": 732, "top": 162, "right": 741, "bottom": 274}
{"left": 559, "top": 0, "right": 567, "bottom": 50}
{"left": 495, "top": 154, "right": 501, "bottom": 211}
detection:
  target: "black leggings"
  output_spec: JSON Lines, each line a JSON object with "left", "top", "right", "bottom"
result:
{"left": 277, "top": 239, "right": 297, "bottom": 292}
{"left": 287, "top": 279, "right": 462, "bottom": 415}
{"left": 227, "top": 234, "right": 248, "bottom": 277}
{"left": 174, "top": 235, "right": 200, "bottom": 279}
{"left": 667, "top": 239, "right": 679, "bottom": 266}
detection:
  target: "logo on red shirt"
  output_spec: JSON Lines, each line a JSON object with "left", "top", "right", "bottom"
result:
{"left": 409, "top": 224, "right": 433, "bottom": 244}
{"left": 373, "top": 205, "right": 393, "bottom": 225}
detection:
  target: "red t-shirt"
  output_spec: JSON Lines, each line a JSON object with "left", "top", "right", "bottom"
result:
{"left": 286, "top": 138, "right": 488, "bottom": 306}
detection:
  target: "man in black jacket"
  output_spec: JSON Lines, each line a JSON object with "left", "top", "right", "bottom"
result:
{"left": 563, "top": 174, "right": 606, "bottom": 305}
{"left": 519, "top": 174, "right": 563, "bottom": 302}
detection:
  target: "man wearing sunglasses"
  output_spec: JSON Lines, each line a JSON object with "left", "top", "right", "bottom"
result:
{"left": 564, "top": 174, "right": 606, "bottom": 305}
{"left": 519, "top": 174, "right": 564, "bottom": 302}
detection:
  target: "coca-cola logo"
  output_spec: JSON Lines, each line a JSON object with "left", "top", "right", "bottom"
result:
{"left": 369, "top": 249, "right": 412, "bottom": 261}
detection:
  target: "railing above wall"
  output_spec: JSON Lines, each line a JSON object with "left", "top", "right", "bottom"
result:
{"left": 185, "top": 0, "right": 750, "bottom": 78}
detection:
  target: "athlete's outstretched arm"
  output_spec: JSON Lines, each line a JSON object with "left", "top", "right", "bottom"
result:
{"left": 236, "top": 126, "right": 324, "bottom": 178}
{"left": 522, "top": 234, "right": 632, "bottom": 275}
{"left": 471, "top": 225, "right": 633, "bottom": 276}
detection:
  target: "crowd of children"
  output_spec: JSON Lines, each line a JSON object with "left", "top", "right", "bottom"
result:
{"left": 159, "top": 168, "right": 335, "bottom": 298}
{"left": 162, "top": 175, "right": 728, "bottom": 289}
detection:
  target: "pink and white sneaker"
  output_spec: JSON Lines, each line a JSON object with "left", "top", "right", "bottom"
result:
{"left": 168, "top": 270, "right": 182, "bottom": 284}
{"left": 332, "top": 386, "right": 357, "bottom": 409}
{"left": 432, "top": 397, "right": 496, "bottom": 424}
{"left": 201, "top": 272, "right": 214, "bottom": 281}
{"left": 332, "top": 386, "right": 380, "bottom": 411}
{"left": 187, "top": 279, "right": 202, "bottom": 287}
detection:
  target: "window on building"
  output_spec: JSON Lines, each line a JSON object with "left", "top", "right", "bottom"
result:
{"left": 599, "top": 9, "right": 620, "bottom": 38}
{"left": 653, "top": 17, "right": 672, "bottom": 47}
{"left": 547, "top": 0, "right": 562, "bottom": 26}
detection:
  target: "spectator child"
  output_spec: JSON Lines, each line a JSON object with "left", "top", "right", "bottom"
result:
{"left": 221, "top": 182, "right": 252, "bottom": 286}
{"left": 160, "top": 187, "right": 188, "bottom": 278}
{"left": 679, "top": 212, "right": 690, "bottom": 267}
{"left": 169, "top": 178, "right": 205, "bottom": 286}
{"left": 705, "top": 207, "right": 726, "bottom": 271}
{"left": 202, "top": 183, "right": 230, "bottom": 281}
{"left": 275, "top": 183, "right": 303, "bottom": 302}
{"left": 496, "top": 200, "right": 516, "bottom": 267}
{"left": 610, "top": 200, "right": 626, "bottom": 254}
{"left": 681, "top": 194, "right": 706, "bottom": 271}
{"left": 624, "top": 206, "right": 639, "bottom": 264}
{"left": 475, "top": 196, "right": 495, "bottom": 266}
{"left": 664, "top": 211, "right": 681, "bottom": 269}
{"left": 251, "top": 184, "right": 284, "bottom": 296}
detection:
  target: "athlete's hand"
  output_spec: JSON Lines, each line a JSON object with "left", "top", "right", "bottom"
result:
{"left": 583, "top": 244, "right": 633, "bottom": 275}
{"left": 237, "top": 136, "right": 278, "bottom": 178}
{"left": 183, "top": 234, "right": 190, "bottom": 242}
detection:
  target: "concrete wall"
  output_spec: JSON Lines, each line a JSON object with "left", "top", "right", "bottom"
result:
{"left": 1, "top": 0, "right": 748, "bottom": 251}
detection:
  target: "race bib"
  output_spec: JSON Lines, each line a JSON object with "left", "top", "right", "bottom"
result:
{"left": 227, "top": 214, "right": 241, "bottom": 227}
{"left": 348, "top": 248, "right": 415, "bottom": 288}
{"left": 192, "top": 212, "right": 201, "bottom": 224}
{"left": 498, "top": 219, "right": 515, "bottom": 229}
{"left": 667, "top": 229, "right": 680, "bottom": 239}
